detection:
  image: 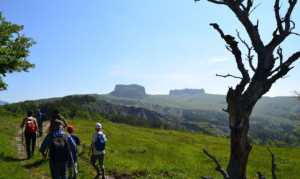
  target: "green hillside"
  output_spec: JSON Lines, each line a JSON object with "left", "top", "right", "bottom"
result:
{"left": 92, "top": 93, "right": 300, "bottom": 145}
{"left": 93, "top": 93, "right": 300, "bottom": 115}
{"left": 3, "top": 93, "right": 299, "bottom": 145}
{"left": 1, "top": 114, "right": 300, "bottom": 178}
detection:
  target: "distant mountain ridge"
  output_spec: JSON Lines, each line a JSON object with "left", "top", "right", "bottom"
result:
{"left": 110, "top": 84, "right": 206, "bottom": 98}
{"left": 0, "top": 100, "right": 8, "bottom": 105}
{"left": 169, "top": 88, "right": 205, "bottom": 95}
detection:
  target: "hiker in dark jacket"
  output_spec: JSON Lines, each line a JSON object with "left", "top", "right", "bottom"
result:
{"left": 39, "top": 125, "right": 77, "bottom": 179}
{"left": 49, "top": 109, "right": 67, "bottom": 133}
{"left": 36, "top": 109, "right": 43, "bottom": 136}
{"left": 21, "top": 110, "right": 39, "bottom": 159}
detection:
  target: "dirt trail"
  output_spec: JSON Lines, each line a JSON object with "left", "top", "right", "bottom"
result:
{"left": 15, "top": 121, "right": 116, "bottom": 179}
{"left": 15, "top": 121, "right": 50, "bottom": 158}
{"left": 14, "top": 121, "right": 51, "bottom": 179}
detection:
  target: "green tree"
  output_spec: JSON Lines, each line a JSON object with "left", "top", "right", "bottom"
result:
{"left": 0, "top": 12, "right": 36, "bottom": 91}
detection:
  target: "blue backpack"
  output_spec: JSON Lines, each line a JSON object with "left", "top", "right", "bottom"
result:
{"left": 95, "top": 133, "right": 106, "bottom": 151}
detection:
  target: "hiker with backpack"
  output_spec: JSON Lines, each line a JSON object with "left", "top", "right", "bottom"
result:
{"left": 67, "top": 126, "right": 81, "bottom": 179}
{"left": 39, "top": 124, "right": 77, "bottom": 179}
{"left": 21, "top": 110, "right": 39, "bottom": 159}
{"left": 36, "top": 109, "right": 43, "bottom": 137}
{"left": 49, "top": 109, "right": 68, "bottom": 133}
{"left": 88, "top": 123, "right": 107, "bottom": 179}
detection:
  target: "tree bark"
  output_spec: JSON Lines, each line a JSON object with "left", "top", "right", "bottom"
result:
{"left": 227, "top": 113, "right": 252, "bottom": 179}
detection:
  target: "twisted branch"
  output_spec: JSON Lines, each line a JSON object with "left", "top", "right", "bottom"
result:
{"left": 268, "top": 148, "right": 277, "bottom": 179}
{"left": 202, "top": 149, "right": 229, "bottom": 179}
{"left": 210, "top": 23, "right": 250, "bottom": 94}
{"left": 216, "top": 73, "right": 243, "bottom": 79}
{"left": 236, "top": 30, "right": 256, "bottom": 72}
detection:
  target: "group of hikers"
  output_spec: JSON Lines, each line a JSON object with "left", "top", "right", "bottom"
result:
{"left": 20, "top": 109, "right": 107, "bottom": 179}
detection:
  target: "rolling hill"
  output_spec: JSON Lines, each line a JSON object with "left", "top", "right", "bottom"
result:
{"left": 2, "top": 87, "right": 300, "bottom": 145}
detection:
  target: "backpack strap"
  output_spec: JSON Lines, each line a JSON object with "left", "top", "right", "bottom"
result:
{"left": 64, "top": 134, "right": 71, "bottom": 152}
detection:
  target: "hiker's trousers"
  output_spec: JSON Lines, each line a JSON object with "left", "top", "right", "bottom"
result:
{"left": 49, "top": 159, "right": 68, "bottom": 179}
{"left": 25, "top": 131, "right": 36, "bottom": 157}
{"left": 38, "top": 121, "right": 43, "bottom": 135}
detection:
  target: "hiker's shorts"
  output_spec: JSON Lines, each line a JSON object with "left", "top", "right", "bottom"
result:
{"left": 91, "top": 154, "right": 105, "bottom": 166}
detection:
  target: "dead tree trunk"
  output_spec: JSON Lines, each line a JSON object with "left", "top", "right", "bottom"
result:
{"left": 227, "top": 113, "right": 251, "bottom": 178}
{"left": 195, "top": 0, "right": 300, "bottom": 178}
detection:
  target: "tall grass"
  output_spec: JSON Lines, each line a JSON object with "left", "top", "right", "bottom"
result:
{"left": 1, "top": 115, "right": 299, "bottom": 178}
{"left": 68, "top": 118, "right": 300, "bottom": 179}
{"left": 0, "top": 116, "right": 30, "bottom": 178}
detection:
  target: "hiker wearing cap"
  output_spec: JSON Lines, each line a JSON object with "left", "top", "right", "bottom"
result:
{"left": 67, "top": 125, "right": 80, "bottom": 179}
{"left": 21, "top": 110, "right": 39, "bottom": 159}
{"left": 88, "top": 123, "right": 107, "bottom": 179}
{"left": 36, "top": 109, "right": 43, "bottom": 136}
{"left": 39, "top": 125, "right": 77, "bottom": 179}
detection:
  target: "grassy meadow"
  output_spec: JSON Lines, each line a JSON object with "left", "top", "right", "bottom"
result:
{"left": 1, "top": 115, "right": 300, "bottom": 178}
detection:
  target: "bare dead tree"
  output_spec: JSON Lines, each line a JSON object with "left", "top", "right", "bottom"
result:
{"left": 194, "top": 0, "right": 300, "bottom": 178}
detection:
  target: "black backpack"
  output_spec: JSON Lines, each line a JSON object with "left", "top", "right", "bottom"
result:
{"left": 49, "top": 134, "right": 71, "bottom": 162}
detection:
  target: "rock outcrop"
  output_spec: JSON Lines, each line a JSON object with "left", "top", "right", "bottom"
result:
{"left": 110, "top": 84, "right": 146, "bottom": 99}
{"left": 169, "top": 88, "right": 205, "bottom": 95}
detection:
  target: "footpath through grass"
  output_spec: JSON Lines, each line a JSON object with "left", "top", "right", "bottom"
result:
{"left": 1, "top": 115, "right": 300, "bottom": 178}
{"left": 0, "top": 116, "right": 51, "bottom": 178}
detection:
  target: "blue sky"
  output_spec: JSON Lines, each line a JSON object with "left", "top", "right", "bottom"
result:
{"left": 1, "top": 0, "right": 300, "bottom": 103}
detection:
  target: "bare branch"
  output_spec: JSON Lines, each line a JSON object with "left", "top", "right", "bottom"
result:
{"left": 274, "top": 0, "right": 284, "bottom": 34}
{"left": 291, "top": 32, "right": 300, "bottom": 36}
{"left": 202, "top": 149, "right": 229, "bottom": 179}
{"left": 216, "top": 73, "right": 243, "bottom": 79}
{"left": 277, "top": 46, "right": 283, "bottom": 65}
{"left": 249, "top": 2, "right": 262, "bottom": 16}
{"left": 236, "top": 30, "right": 256, "bottom": 72}
{"left": 284, "top": 0, "right": 297, "bottom": 31}
{"left": 267, "top": 0, "right": 298, "bottom": 51}
{"left": 245, "top": 0, "right": 254, "bottom": 14}
{"left": 268, "top": 148, "right": 277, "bottom": 179}
{"left": 269, "top": 51, "right": 300, "bottom": 83}
{"left": 222, "top": 108, "right": 229, "bottom": 113}
{"left": 257, "top": 172, "right": 266, "bottom": 179}
{"left": 210, "top": 23, "right": 250, "bottom": 94}
{"left": 207, "top": 0, "right": 226, "bottom": 5}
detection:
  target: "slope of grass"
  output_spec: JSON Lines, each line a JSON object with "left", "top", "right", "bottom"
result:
{"left": 67, "top": 118, "right": 300, "bottom": 179}
{"left": 1, "top": 115, "right": 300, "bottom": 178}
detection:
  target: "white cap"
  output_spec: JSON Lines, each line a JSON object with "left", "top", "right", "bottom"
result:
{"left": 95, "top": 123, "right": 102, "bottom": 129}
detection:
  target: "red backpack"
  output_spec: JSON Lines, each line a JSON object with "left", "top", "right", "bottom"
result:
{"left": 26, "top": 117, "right": 36, "bottom": 133}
